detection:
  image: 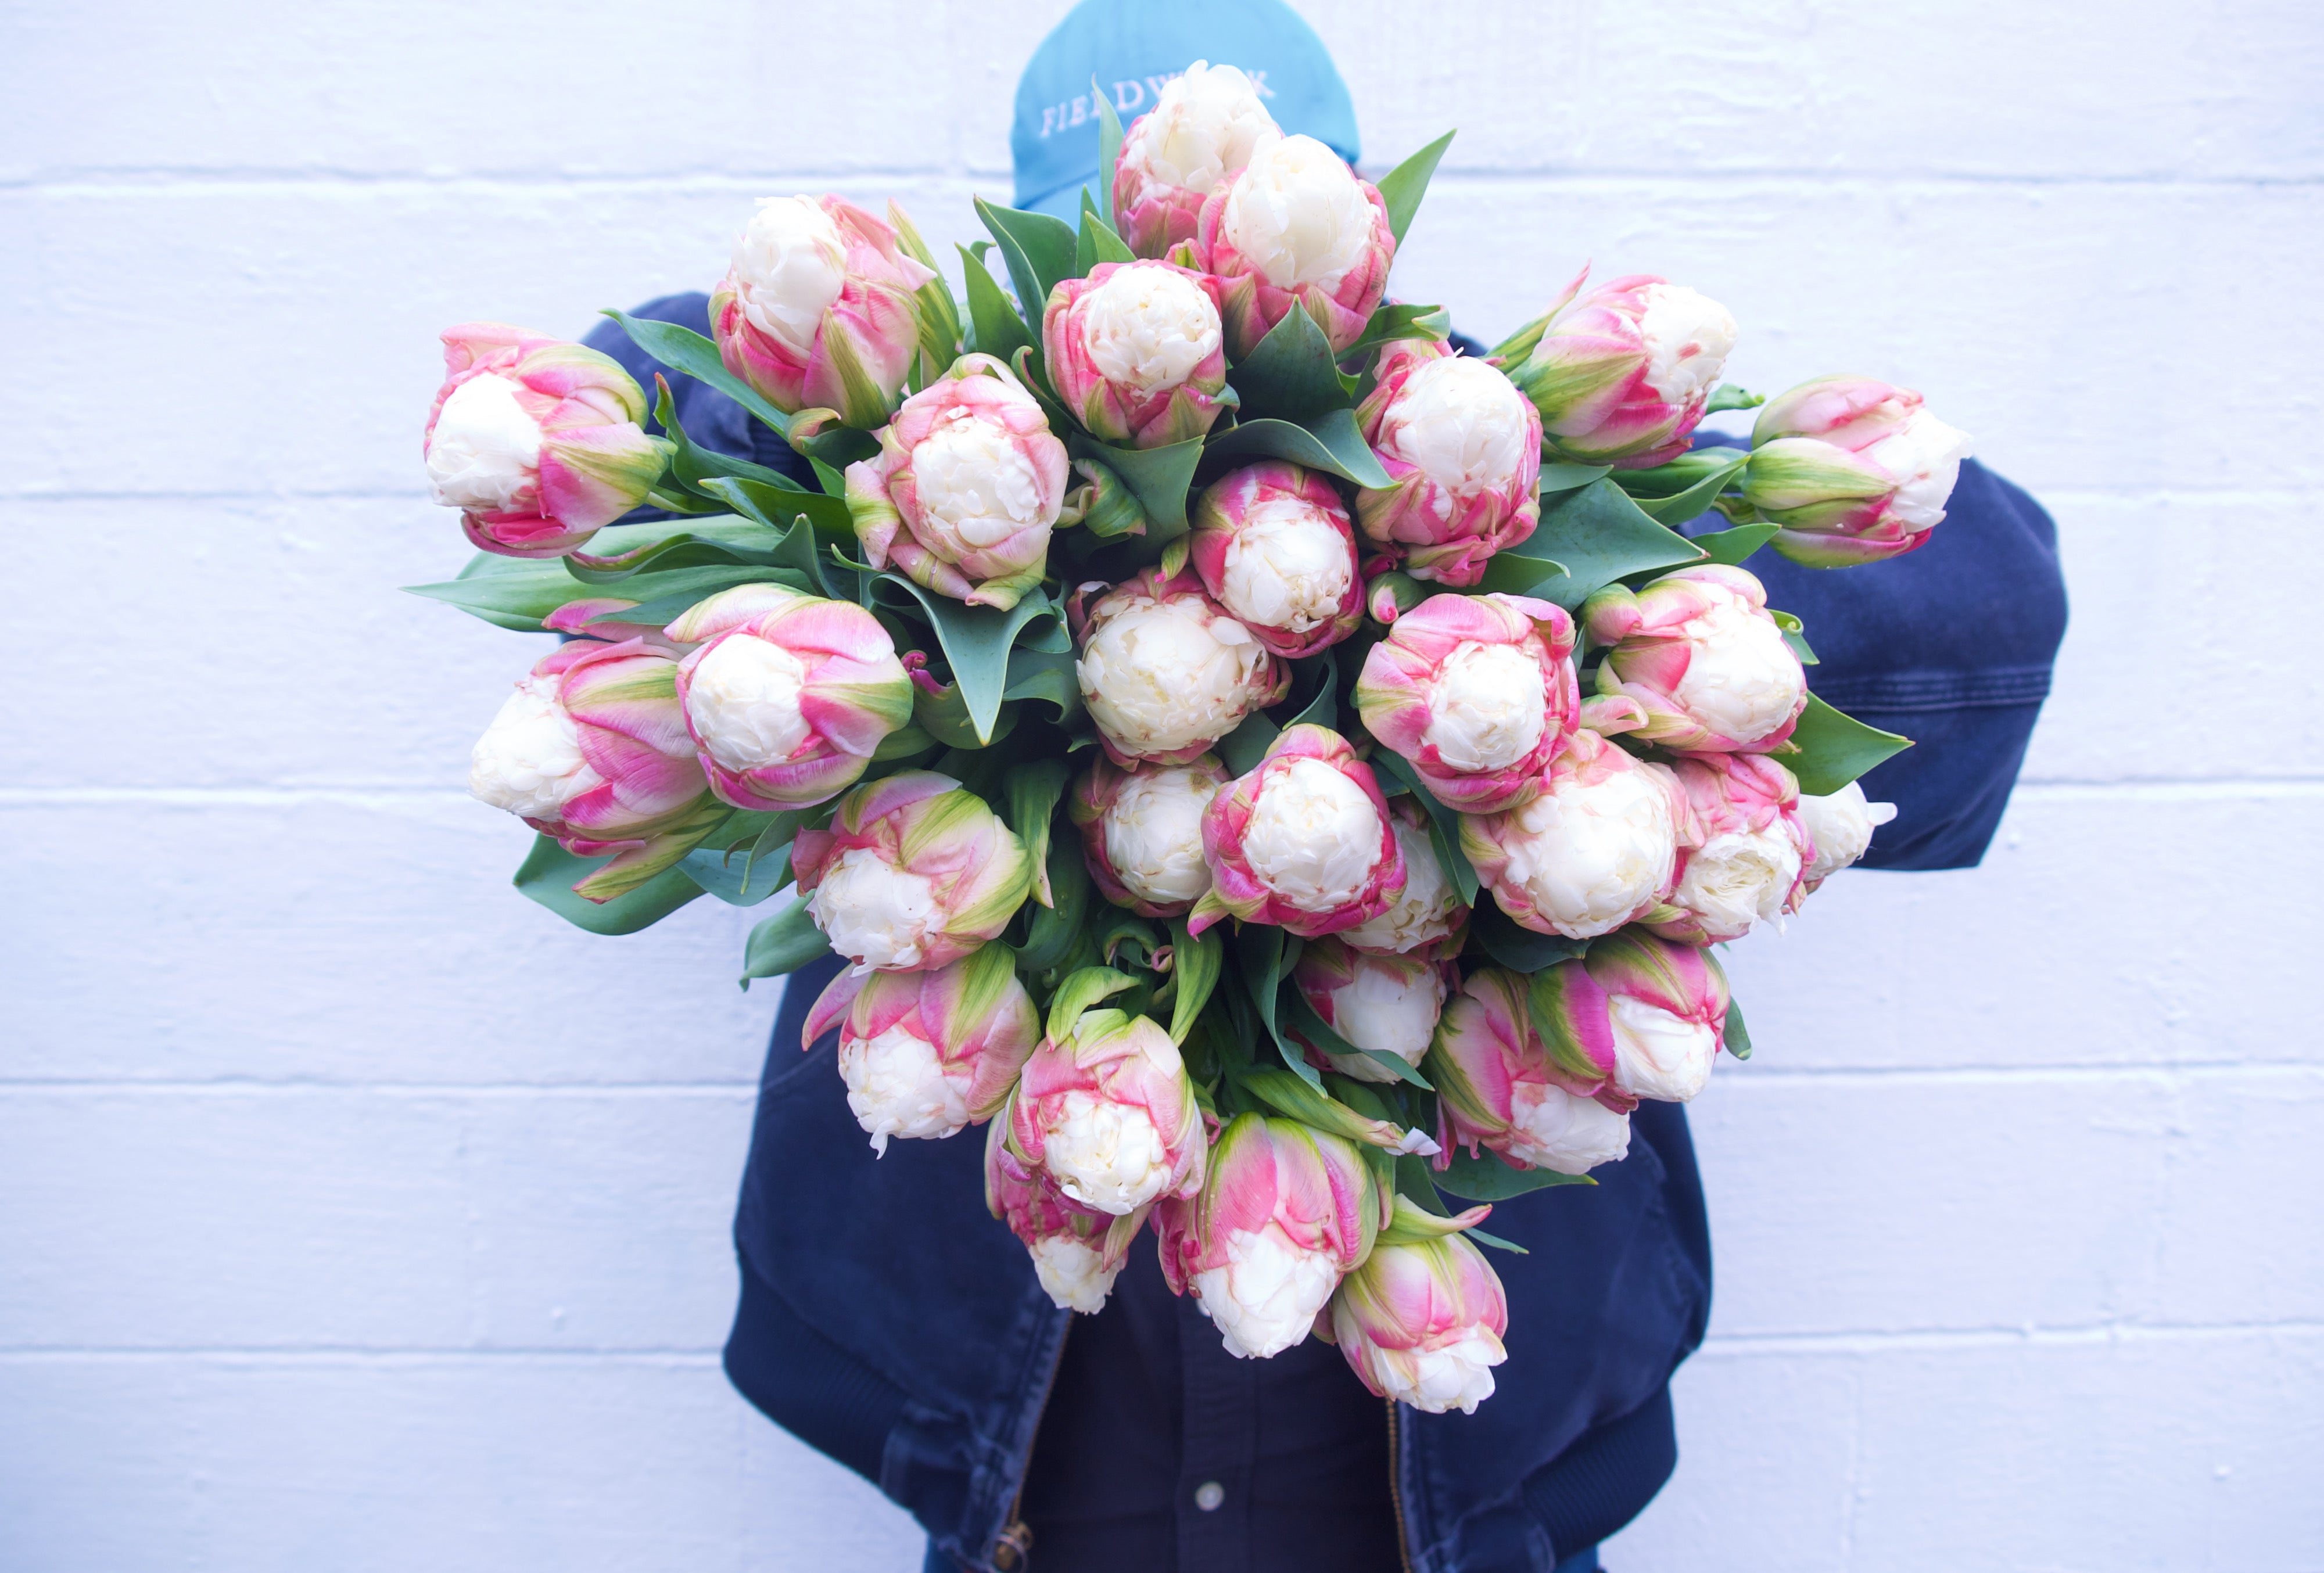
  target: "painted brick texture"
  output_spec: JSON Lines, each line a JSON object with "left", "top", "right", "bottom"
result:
{"left": 2, "top": 2, "right": 2316, "bottom": 1569}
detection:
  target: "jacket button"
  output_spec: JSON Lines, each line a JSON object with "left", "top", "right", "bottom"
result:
{"left": 1194, "top": 1481, "right": 1225, "bottom": 1512}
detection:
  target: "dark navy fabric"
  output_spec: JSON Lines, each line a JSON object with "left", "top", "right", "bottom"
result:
{"left": 586, "top": 299, "right": 2066, "bottom": 1572}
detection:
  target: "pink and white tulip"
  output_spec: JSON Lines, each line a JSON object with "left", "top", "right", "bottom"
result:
{"left": 1354, "top": 341, "right": 1543, "bottom": 585}
{"left": 1340, "top": 801, "right": 1471, "bottom": 961}
{"left": 665, "top": 584, "right": 913, "bottom": 813}
{"left": 1355, "top": 591, "right": 1579, "bottom": 813}
{"left": 1745, "top": 376, "right": 1974, "bottom": 567}
{"left": 1583, "top": 565, "right": 1806, "bottom": 753}
{"left": 1196, "top": 132, "right": 1396, "bottom": 358}
{"left": 1528, "top": 933, "right": 1733, "bottom": 1105}
{"left": 1328, "top": 1210, "right": 1509, "bottom": 1414}
{"left": 1795, "top": 781, "right": 1898, "bottom": 892}
{"left": 1041, "top": 261, "right": 1230, "bottom": 448}
{"left": 1069, "top": 753, "right": 1231, "bottom": 918}
{"left": 710, "top": 195, "right": 937, "bottom": 428}
{"left": 791, "top": 771, "right": 1035, "bottom": 974}
{"left": 1155, "top": 1113, "right": 1384, "bottom": 1359}
{"left": 424, "top": 323, "right": 668, "bottom": 558}
{"left": 1189, "top": 461, "right": 1363, "bottom": 659}
{"left": 1006, "top": 1003, "right": 1207, "bottom": 1216}
{"left": 985, "top": 1123, "right": 1145, "bottom": 1314}
{"left": 799, "top": 943, "right": 1039, "bottom": 1154}
{"left": 845, "top": 355, "right": 1070, "bottom": 610}
{"left": 1193, "top": 725, "right": 1405, "bottom": 940}
{"left": 1430, "top": 967, "right": 1634, "bottom": 1175}
{"left": 1645, "top": 753, "right": 1813, "bottom": 944}
{"left": 1112, "top": 61, "right": 1281, "bottom": 260}
{"left": 468, "top": 638, "right": 715, "bottom": 901}
{"left": 1459, "top": 729, "right": 1685, "bottom": 940}
{"left": 1291, "top": 935, "right": 1452, "bottom": 1083}
{"left": 1071, "top": 565, "right": 1289, "bottom": 767}
{"left": 1497, "top": 272, "right": 1737, "bottom": 468}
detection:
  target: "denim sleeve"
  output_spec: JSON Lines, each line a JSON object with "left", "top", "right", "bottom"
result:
{"left": 579, "top": 292, "right": 817, "bottom": 487}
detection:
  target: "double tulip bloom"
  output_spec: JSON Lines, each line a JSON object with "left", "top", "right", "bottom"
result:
{"left": 1113, "top": 60, "right": 1281, "bottom": 261}
{"left": 1744, "top": 375, "right": 1974, "bottom": 567}
{"left": 1796, "top": 781, "right": 1899, "bottom": 892}
{"left": 986, "top": 1126, "right": 1146, "bottom": 1314}
{"left": 1355, "top": 342, "right": 1544, "bottom": 586}
{"left": 1072, "top": 565, "right": 1288, "bottom": 767}
{"left": 1194, "top": 726, "right": 1407, "bottom": 940}
{"left": 424, "top": 323, "right": 669, "bottom": 558}
{"left": 1042, "top": 261, "right": 1231, "bottom": 449}
{"left": 1070, "top": 754, "right": 1230, "bottom": 918}
{"left": 1497, "top": 271, "right": 1738, "bottom": 468}
{"left": 1156, "top": 1113, "right": 1385, "bottom": 1360}
{"left": 468, "top": 638, "right": 713, "bottom": 900}
{"left": 1645, "top": 753, "right": 1814, "bottom": 944}
{"left": 1530, "top": 932, "right": 1734, "bottom": 1104}
{"left": 1005, "top": 1003, "right": 1208, "bottom": 1217}
{"left": 711, "top": 194, "right": 937, "bottom": 429}
{"left": 802, "top": 944, "right": 1039, "bottom": 1154}
{"left": 1583, "top": 565, "right": 1807, "bottom": 754}
{"left": 792, "top": 771, "right": 1034, "bottom": 974}
{"left": 1355, "top": 591, "right": 1580, "bottom": 814}
{"left": 666, "top": 584, "right": 913, "bottom": 813}
{"left": 1326, "top": 1202, "right": 1510, "bottom": 1414}
{"left": 1190, "top": 461, "right": 1364, "bottom": 659}
{"left": 1461, "top": 728, "right": 1685, "bottom": 941}
{"left": 1197, "top": 132, "right": 1396, "bottom": 358}
{"left": 1430, "top": 967, "right": 1635, "bottom": 1176}
{"left": 846, "top": 355, "right": 1070, "bottom": 611}
{"left": 1291, "top": 936, "right": 1452, "bottom": 1083}
{"left": 1338, "top": 802, "right": 1471, "bottom": 960}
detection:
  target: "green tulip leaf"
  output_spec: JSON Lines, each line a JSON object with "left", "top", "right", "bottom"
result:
{"left": 1228, "top": 303, "right": 1353, "bottom": 421}
{"left": 1076, "top": 188, "right": 1138, "bottom": 273}
{"left": 651, "top": 375, "right": 810, "bottom": 500}
{"left": 1068, "top": 433, "right": 1203, "bottom": 540}
{"left": 738, "top": 898, "right": 833, "bottom": 986}
{"left": 959, "top": 243, "right": 1033, "bottom": 366}
{"left": 1168, "top": 917, "right": 1225, "bottom": 1046}
{"left": 1782, "top": 692, "right": 1913, "bottom": 796}
{"left": 605, "top": 310, "right": 792, "bottom": 437}
{"left": 1433, "top": 1147, "right": 1595, "bottom": 1201}
{"left": 576, "top": 565, "right": 812, "bottom": 630}
{"left": 1468, "top": 900, "right": 1587, "bottom": 972}
{"left": 406, "top": 554, "right": 588, "bottom": 632}
{"left": 1005, "top": 759, "right": 1071, "bottom": 907}
{"left": 1217, "top": 710, "right": 1281, "bottom": 775}
{"left": 1540, "top": 461, "right": 1614, "bottom": 495}
{"left": 1375, "top": 129, "right": 1457, "bottom": 247}
{"left": 1093, "top": 78, "right": 1126, "bottom": 231}
{"left": 1723, "top": 996, "right": 1753, "bottom": 1062}
{"left": 1202, "top": 411, "right": 1391, "bottom": 490}
{"left": 1692, "top": 522, "right": 1783, "bottom": 566}
{"left": 1002, "top": 645, "right": 1085, "bottom": 726}
{"left": 1017, "top": 833, "right": 1093, "bottom": 974}
{"left": 679, "top": 845, "right": 792, "bottom": 907}
{"left": 1341, "top": 301, "right": 1451, "bottom": 362}
{"left": 514, "top": 835, "right": 706, "bottom": 936}
{"left": 1629, "top": 454, "right": 1751, "bottom": 525}
{"left": 871, "top": 575, "right": 1061, "bottom": 745}
{"left": 975, "top": 196, "right": 1079, "bottom": 335}
{"left": 1705, "top": 383, "right": 1764, "bottom": 414}
{"left": 1477, "top": 478, "right": 1704, "bottom": 608}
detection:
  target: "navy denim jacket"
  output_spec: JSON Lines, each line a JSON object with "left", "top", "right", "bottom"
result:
{"left": 587, "top": 298, "right": 2068, "bottom": 1572}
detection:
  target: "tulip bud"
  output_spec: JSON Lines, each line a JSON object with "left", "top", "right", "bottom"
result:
{"left": 1290, "top": 935, "right": 1451, "bottom": 1082}
{"left": 1195, "top": 725, "right": 1406, "bottom": 940}
{"left": 1072, "top": 565, "right": 1290, "bottom": 767}
{"left": 709, "top": 195, "right": 938, "bottom": 428}
{"left": 1355, "top": 591, "right": 1579, "bottom": 814}
{"left": 1189, "top": 461, "right": 1364, "bottom": 659}
{"left": 1070, "top": 753, "right": 1231, "bottom": 917}
{"left": 1341, "top": 802, "right": 1471, "bottom": 960}
{"left": 1430, "top": 967, "right": 1633, "bottom": 1175}
{"left": 1355, "top": 342, "right": 1544, "bottom": 586}
{"left": 799, "top": 943, "right": 1039, "bottom": 1154}
{"left": 1745, "top": 375, "right": 1973, "bottom": 567}
{"left": 1155, "top": 1113, "right": 1384, "bottom": 1359}
{"left": 792, "top": 771, "right": 1035, "bottom": 974}
{"left": 1458, "top": 729, "right": 1682, "bottom": 940}
{"left": 1529, "top": 933, "right": 1732, "bottom": 1104}
{"left": 664, "top": 584, "right": 913, "bottom": 813}
{"left": 1006, "top": 1004, "right": 1207, "bottom": 1216}
{"left": 1498, "top": 271, "right": 1737, "bottom": 468}
{"left": 468, "top": 638, "right": 714, "bottom": 898}
{"left": 1197, "top": 132, "right": 1396, "bottom": 358}
{"left": 1583, "top": 564, "right": 1806, "bottom": 753}
{"left": 1644, "top": 753, "right": 1814, "bottom": 944}
{"left": 1112, "top": 61, "right": 1282, "bottom": 260}
{"left": 424, "top": 324, "right": 668, "bottom": 558}
{"left": 844, "top": 355, "right": 1070, "bottom": 611}
{"left": 1365, "top": 570, "right": 1428, "bottom": 626}
{"left": 1042, "top": 261, "right": 1230, "bottom": 449}
{"left": 1795, "top": 781, "right": 1898, "bottom": 892}
{"left": 986, "top": 1123, "right": 1145, "bottom": 1313}
{"left": 1329, "top": 1206, "right": 1509, "bottom": 1413}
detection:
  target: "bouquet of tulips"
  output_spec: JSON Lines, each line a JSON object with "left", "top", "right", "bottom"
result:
{"left": 413, "top": 63, "right": 1964, "bottom": 1414}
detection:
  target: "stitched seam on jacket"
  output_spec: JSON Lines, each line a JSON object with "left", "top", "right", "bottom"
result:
{"left": 1807, "top": 666, "right": 2053, "bottom": 713}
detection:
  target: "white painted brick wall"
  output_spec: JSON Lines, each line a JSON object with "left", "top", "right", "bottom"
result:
{"left": 3, "top": 1, "right": 2317, "bottom": 1568}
